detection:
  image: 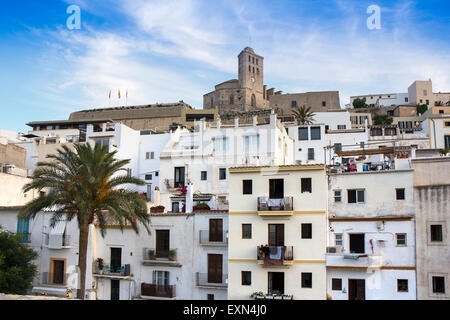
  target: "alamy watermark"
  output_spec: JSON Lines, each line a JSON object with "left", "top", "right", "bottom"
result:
{"left": 66, "top": 5, "right": 81, "bottom": 30}
{"left": 367, "top": 4, "right": 381, "bottom": 30}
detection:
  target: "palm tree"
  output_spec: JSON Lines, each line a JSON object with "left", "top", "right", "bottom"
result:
{"left": 292, "top": 105, "right": 316, "bottom": 125}
{"left": 19, "top": 143, "right": 150, "bottom": 299}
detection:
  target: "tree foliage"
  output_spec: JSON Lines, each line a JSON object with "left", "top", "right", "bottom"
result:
{"left": 352, "top": 98, "right": 367, "bottom": 109}
{"left": 373, "top": 114, "right": 394, "bottom": 125}
{"left": 416, "top": 104, "right": 428, "bottom": 115}
{"left": 0, "top": 227, "right": 38, "bottom": 294}
{"left": 292, "top": 105, "right": 315, "bottom": 125}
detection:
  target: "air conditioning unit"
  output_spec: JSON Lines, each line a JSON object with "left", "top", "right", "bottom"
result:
{"left": 326, "top": 246, "right": 343, "bottom": 253}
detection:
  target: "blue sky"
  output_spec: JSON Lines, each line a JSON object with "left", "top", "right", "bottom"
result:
{"left": 1, "top": 0, "right": 450, "bottom": 133}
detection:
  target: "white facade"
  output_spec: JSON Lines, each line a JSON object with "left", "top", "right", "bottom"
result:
{"left": 228, "top": 165, "right": 328, "bottom": 300}
{"left": 350, "top": 93, "right": 409, "bottom": 108}
{"left": 327, "top": 167, "right": 416, "bottom": 300}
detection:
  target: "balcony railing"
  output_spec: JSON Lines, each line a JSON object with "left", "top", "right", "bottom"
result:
{"left": 143, "top": 247, "right": 178, "bottom": 261}
{"left": 196, "top": 272, "right": 228, "bottom": 288}
{"left": 100, "top": 264, "right": 130, "bottom": 276}
{"left": 141, "top": 283, "right": 176, "bottom": 298}
{"left": 199, "top": 230, "right": 228, "bottom": 246}
{"left": 164, "top": 179, "right": 185, "bottom": 189}
{"left": 17, "top": 232, "right": 31, "bottom": 244}
{"left": 257, "top": 197, "right": 293, "bottom": 211}
{"left": 257, "top": 246, "right": 294, "bottom": 266}
{"left": 41, "top": 272, "right": 69, "bottom": 286}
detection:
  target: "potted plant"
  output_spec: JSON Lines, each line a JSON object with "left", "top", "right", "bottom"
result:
{"left": 250, "top": 291, "right": 266, "bottom": 300}
{"left": 148, "top": 250, "right": 156, "bottom": 260}
{"left": 96, "top": 258, "right": 104, "bottom": 274}
{"left": 193, "top": 202, "right": 210, "bottom": 211}
{"left": 150, "top": 205, "right": 165, "bottom": 213}
{"left": 168, "top": 249, "right": 176, "bottom": 261}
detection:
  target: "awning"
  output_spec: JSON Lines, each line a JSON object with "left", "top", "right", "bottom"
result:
{"left": 49, "top": 220, "right": 66, "bottom": 236}
{"left": 336, "top": 147, "right": 394, "bottom": 157}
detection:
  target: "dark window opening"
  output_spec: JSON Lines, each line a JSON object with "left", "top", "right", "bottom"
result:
{"left": 242, "top": 271, "right": 251, "bottom": 286}
{"left": 396, "top": 188, "right": 405, "bottom": 200}
{"left": 268, "top": 224, "right": 284, "bottom": 246}
{"left": 301, "top": 273, "right": 312, "bottom": 288}
{"left": 332, "top": 278, "right": 342, "bottom": 291}
{"left": 349, "top": 234, "right": 365, "bottom": 253}
{"left": 269, "top": 179, "right": 284, "bottom": 199}
{"left": 301, "top": 178, "right": 312, "bottom": 193}
{"left": 397, "top": 279, "right": 408, "bottom": 292}
{"left": 301, "top": 224, "right": 312, "bottom": 239}
{"left": 431, "top": 225, "right": 443, "bottom": 242}
{"left": 268, "top": 272, "right": 284, "bottom": 295}
{"left": 242, "top": 224, "right": 252, "bottom": 239}
{"left": 219, "top": 168, "right": 227, "bottom": 180}
{"left": 243, "top": 179, "right": 252, "bottom": 194}
{"left": 432, "top": 276, "right": 445, "bottom": 293}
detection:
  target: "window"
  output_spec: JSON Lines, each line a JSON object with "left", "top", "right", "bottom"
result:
{"left": 445, "top": 136, "right": 450, "bottom": 149}
{"left": 349, "top": 234, "right": 365, "bottom": 253}
{"left": 174, "top": 167, "right": 185, "bottom": 187}
{"left": 301, "top": 273, "right": 312, "bottom": 288}
{"left": 334, "top": 190, "right": 342, "bottom": 202}
{"left": 153, "top": 270, "right": 169, "bottom": 286}
{"left": 155, "top": 172, "right": 159, "bottom": 177}
{"left": 307, "top": 148, "right": 314, "bottom": 160}
{"left": 207, "top": 294, "right": 214, "bottom": 300}
{"left": 301, "top": 178, "right": 312, "bottom": 193}
{"left": 426, "top": 99, "right": 429, "bottom": 105}
{"left": 301, "top": 224, "right": 312, "bottom": 239}
{"left": 201, "top": 171, "right": 207, "bottom": 181}
{"left": 17, "top": 218, "right": 30, "bottom": 244}
{"left": 423, "top": 89, "right": 427, "bottom": 96}
{"left": 213, "top": 137, "right": 228, "bottom": 152}
{"left": 243, "top": 180, "right": 252, "bottom": 194}
{"left": 256, "top": 58, "right": 258, "bottom": 65}
{"left": 405, "top": 97, "right": 408, "bottom": 102}
{"left": 299, "top": 128, "right": 308, "bottom": 140}
{"left": 242, "top": 224, "right": 252, "bottom": 239}
{"left": 441, "top": 110, "right": 446, "bottom": 114}
{"left": 219, "top": 168, "right": 227, "bottom": 180}
{"left": 396, "top": 188, "right": 405, "bottom": 200}
{"left": 397, "top": 279, "right": 408, "bottom": 292}
{"left": 241, "top": 271, "right": 251, "bottom": 286}
{"left": 432, "top": 276, "right": 445, "bottom": 293}
{"left": 332, "top": 278, "right": 342, "bottom": 291}
{"left": 445, "top": 121, "right": 450, "bottom": 127}
{"left": 337, "top": 125, "right": 346, "bottom": 130}
{"left": 229, "top": 95, "right": 234, "bottom": 105}
{"left": 370, "top": 128, "right": 383, "bottom": 136}
{"left": 251, "top": 94, "right": 256, "bottom": 107}
{"left": 396, "top": 233, "right": 407, "bottom": 246}
{"left": 146, "top": 152, "right": 154, "bottom": 159}
{"left": 322, "top": 101, "right": 326, "bottom": 107}
{"left": 310, "top": 127, "right": 321, "bottom": 140}
{"left": 145, "top": 174, "right": 152, "bottom": 180}
{"left": 172, "top": 202, "right": 180, "bottom": 213}
{"left": 335, "top": 233, "right": 343, "bottom": 246}
{"left": 248, "top": 65, "right": 251, "bottom": 72}
{"left": 291, "top": 100, "right": 297, "bottom": 108}
{"left": 94, "top": 138, "right": 109, "bottom": 150}
{"left": 431, "top": 225, "right": 443, "bottom": 242}
{"left": 348, "top": 189, "right": 365, "bottom": 203}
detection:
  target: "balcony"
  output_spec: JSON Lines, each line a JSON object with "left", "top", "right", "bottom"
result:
{"left": 257, "top": 197, "right": 293, "bottom": 216}
{"left": 141, "top": 283, "right": 176, "bottom": 299}
{"left": 326, "top": 253, "right": 383, "bottom": 270}
{"left": 164, "top": 179, "right": 185, "bottom": 190}
{"left": 93, "top": 263, "right": 132, "bottom": 279}
{"left": 199, "top": 230, "right": 228, "bottom": 246}
{"left": 142, "top": 248, "right": 182, "bottom": 267}
{"left": 195, "top": 272, "right": 228, "bottom": 289}
{"left": 252, "top": 293, "right": 293, "bottom": 300}
{"left": 257, "top": 246, "right": 294, "bottom": 267}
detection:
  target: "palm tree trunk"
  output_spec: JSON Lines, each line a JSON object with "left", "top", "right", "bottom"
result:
{"left": 78, "top": 223, "right": 90, "bottom": 300}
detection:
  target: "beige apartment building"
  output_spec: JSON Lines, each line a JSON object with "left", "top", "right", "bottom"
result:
{"left": 227, "top": 164, "right": 328, "bottom": 300}
{"left": 412, "top": 156, "right": 450, "bottom": 299}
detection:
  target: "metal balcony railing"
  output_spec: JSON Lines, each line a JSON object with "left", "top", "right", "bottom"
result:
{"left": 257, "top": 196, "right": 293, "bottom": 211}
{"left": 143, "top": 248, "right": 178, "bottom": 261}
{"left": 141, "top": 283, "right": 176, "bottom": 298}
{"left": 257, "top": 245, "right": 294, "bottom": 261}
{"left": 196, "top": 272, "right": 228, "bottom": 287}
{"left": 199, "top": 230, "right": 228, "bottom": 245}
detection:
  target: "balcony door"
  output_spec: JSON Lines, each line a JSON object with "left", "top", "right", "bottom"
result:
{"left": 207, "top": 254, "right": 223, "bottom": 284}
{"left": 349, "top": 234, "right": 365, "bottom": 253}
{"left": 268, "top": 272, "right": 284, "bottom": 295}
{"left": 110, "top": 248, "right": 122, "bottom": 272}
{"left": 174, "top": 167, "right": 185, "bottom": 187}
{"left": 209, "top": 219, "right": 223, "bottom": 242}
{"left": 269, "top": 179, "right": 284, "bottom": 199}
{"left": 156, "top": 230, "right": 170, "bottom": 258}
{"left": 268, "top": 224, "right": 284, "bottom": 246}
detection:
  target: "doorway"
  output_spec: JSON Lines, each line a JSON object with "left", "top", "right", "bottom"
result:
{"left": 268, "top": 272, "right": 284, "bottom": 295}
{"left": 349, "top": 234, "right": 365, "bottom": 253}
{"left": 348, "top": 279, "right": 365, "bottom": 300}
{"left": 52, "top": 260, "right": 65, "bottom": 285}
{"left": 207, "top": 254, "right": 223, "bottom": 284}
{"left": 111, "top": 280, "right": 120, "bottom": 300}
{"left": 156, "top": 230, "right": 170, "bottom": 258}
{"left": 209, "top": 219, "right": 223, "bottom": 242}
{"left": 110, "top": 248, "right": 122, "bottom": 273}
{"left": 269, "top": 179, "right": 284, "bottom": 199}
{"left": 268, "top": 224, "right": 284, "bottom": 246}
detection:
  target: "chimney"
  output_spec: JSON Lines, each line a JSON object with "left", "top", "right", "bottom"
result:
{"left": 185, "top": 183, "right": 194, "bottom": 214}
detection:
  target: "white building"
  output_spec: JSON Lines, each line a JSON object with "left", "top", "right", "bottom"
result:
{"left": 227, "top": 164, "right": 328, "bottom": 300}
{"left": 421, "top": 106, "right": 450, "bottom": 150}
{"left": 349, "top": 93, "right": 409, "bottom": 108}
{"left": 326, "top": 149, "right": 416, "bottom": 300}
{"left": 286, "top": 111, "right": 369, "bottom": 165}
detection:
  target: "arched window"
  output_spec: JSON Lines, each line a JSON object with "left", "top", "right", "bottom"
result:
{"left": 249, "top": 65, "right": 251, "bottom": 72}
{"left": 251, "top": 94, "right": 256, "bottom": 107}
{"left": 230, "top": 95, "right": 234, "bottom": 105}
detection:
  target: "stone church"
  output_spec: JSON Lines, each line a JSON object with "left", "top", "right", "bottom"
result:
{"left": 203, "top": 47, "right": 271, "bottom": 114}
{"left": 203, "top": 47, "right": 340, "bottom": 116}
